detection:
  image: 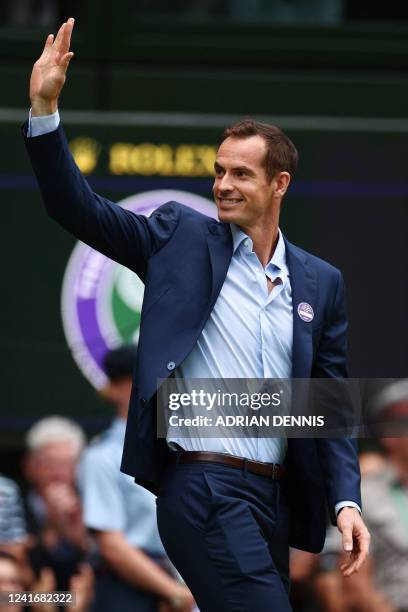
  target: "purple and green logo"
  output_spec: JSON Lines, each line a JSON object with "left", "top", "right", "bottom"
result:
{"left": 61, "top": 190, "right": 216, "bottom": 389}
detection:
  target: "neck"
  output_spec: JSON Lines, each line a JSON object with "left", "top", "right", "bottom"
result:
{"left": 241, "top": 218, "right": 280, "bottom": 268}
{"left": 241, "top": 200, "right": 281, "bottom": 267}
{"left": 251, "top": 226, "right": 280, "bottom": 268}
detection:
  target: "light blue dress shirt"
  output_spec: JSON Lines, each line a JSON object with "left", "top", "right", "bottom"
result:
{"left": 78, "top": 418, "right": 165, "bottom": 555}
{"left": 169, "top": 225, "right": 292, "bottom": 464}
{"left": 28, "top": 110, "right": 360, "bottom": 515}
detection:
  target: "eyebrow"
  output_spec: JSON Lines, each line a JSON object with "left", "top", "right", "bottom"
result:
{"left": 214, "top": 161, "right": 256, "bottom": 176}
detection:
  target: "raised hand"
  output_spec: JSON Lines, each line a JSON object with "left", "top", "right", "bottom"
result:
{"left": 30, "top": 17, "right": 75, "bottom": 116}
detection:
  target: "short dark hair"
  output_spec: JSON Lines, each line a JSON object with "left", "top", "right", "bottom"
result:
{"left": 103, "top": 345, "right": 138, "bottom": 382}
{"left": 222, "top": 119, "right": 298, "bottom": 181}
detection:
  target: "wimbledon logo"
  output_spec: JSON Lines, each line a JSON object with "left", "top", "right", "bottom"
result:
{"left": 61, "top": 190, "right": 216, "bottom": 389}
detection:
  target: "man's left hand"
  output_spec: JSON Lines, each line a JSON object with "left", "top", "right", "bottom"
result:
{"left": 336, "top": 507, "right": 370, "bottom": 577}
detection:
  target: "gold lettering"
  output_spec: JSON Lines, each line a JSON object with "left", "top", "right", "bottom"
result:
{"left": 110, "top": 143, "right": 133, "bottom": 175}
{"left": 135, "top": 144, "right": 158, "bottom": 175}
{"left": 69, "top": 137, "right": 100, "bottom": 175}
{"left": 156, "top": 144, "right": 175, "bottom": 175}
{"left": 174, "top": 145, "right": 195, "bottom": 176}
{"left": 108, "top": 142, "right": 217, "bottom": 177}
{"left": 195, "top": 146, "right": 216, "bottom": 176}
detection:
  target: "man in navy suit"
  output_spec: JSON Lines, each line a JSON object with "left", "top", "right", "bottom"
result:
{"left": 25, "top": 18, "right": 370, "bottom": 611}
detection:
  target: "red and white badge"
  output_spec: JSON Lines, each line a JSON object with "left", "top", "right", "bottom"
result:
{"left": 297, "top": 302, "right": 314, "bottom": 322}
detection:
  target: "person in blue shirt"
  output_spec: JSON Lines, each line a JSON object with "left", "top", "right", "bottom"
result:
{"left": 79, "top": 346, "right": 194, "bottom": 612}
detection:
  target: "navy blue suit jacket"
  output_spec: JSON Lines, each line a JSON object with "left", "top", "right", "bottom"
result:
{"left": 24, "top": 125, "right": 361, "bottom": 553}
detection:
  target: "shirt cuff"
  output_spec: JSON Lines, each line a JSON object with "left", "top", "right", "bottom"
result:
{"left": 28, "top": 108, "right": 60, "bottom": 137}
{"left": 335, "top": 501, "right": 361, "bottom": 516}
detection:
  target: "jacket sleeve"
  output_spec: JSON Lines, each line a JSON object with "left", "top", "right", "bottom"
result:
{"left": 313, "top": 270, "right": 362, "bottom": 523}
{"left": 23, "top": 123, "right": 180, "bottom": 282}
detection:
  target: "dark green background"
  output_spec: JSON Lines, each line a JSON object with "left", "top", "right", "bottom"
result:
{"left": 1, "top": 4, "right": 407, "bottom": 456}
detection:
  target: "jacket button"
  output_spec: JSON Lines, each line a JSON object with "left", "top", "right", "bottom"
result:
{"left": 167, "top": 361, "right": 176, "bottom": 371}
{"left": 140, "top": 398, "right": 147, "bottom": 406}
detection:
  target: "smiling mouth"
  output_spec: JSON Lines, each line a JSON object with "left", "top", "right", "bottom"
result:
{"left": 218, "top": 198, "right": 243, "bottom": 206}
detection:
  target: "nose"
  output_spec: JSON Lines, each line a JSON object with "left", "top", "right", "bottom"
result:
{"left": 216, "top": 172, "right": 234, "bottom": 193}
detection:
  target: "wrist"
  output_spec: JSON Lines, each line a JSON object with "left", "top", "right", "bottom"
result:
{"left": 30, "top": 98, "right": 58, "bottom": 116}
{"left": 338, "top": 506, "right": 359, "bottom": 515}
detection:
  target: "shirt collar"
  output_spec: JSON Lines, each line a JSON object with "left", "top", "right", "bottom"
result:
{"left": 230, "top": 224, "right": 287, "bottom": 273}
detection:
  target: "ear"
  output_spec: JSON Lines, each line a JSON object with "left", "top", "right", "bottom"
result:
{"left": 274, "top": 171, "right": 291, "bottom": 197}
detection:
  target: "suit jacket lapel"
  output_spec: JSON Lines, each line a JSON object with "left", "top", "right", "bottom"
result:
{"left": 205, "top": 227, "right": 316, "bottom": 377}
{"left": 206, "top": 222, "right": 233, "bottom": 313}
{"left": 285, "top": 238, "right": 317, "bottom": 378}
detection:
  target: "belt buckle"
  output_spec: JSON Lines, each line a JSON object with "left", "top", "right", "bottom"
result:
{"left": 271, "top": 464, "right": 278, "bottom": 480}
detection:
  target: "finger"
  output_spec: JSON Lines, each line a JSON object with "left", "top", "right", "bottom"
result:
{"left": 38, "top": 33, "right": 54, "bottom": 59}
{"left": 341, "top": 525, "right": 353, "bottom": 552}
{"left": 60, "top": 51, "right": 74, "bottom": 69}
{"left": 43, "top": 33, "right": 54, "bottom": 50}
{"left": 340, "top": 557, "right": 350, "bottom": 571}
{"left": 342, "top": 530, "right": 369, "bottom": 574}
{"left": 353, "top": 544, "right": 369, "bottom": 572}
{"left": 340, "top": 552, "right": 355, "bottom": 572}
{"left": 58, "top": 17, "right": 75, "bottom": 55}
{"left": 341, "top": 562, "right": 357, "bottom": 576}
{"left": 343, "top": 560, "right": 359, "bottom": 576}
{"left": 342, "top": 550, "right": 366, "bottom": 576}
{"left": 53, "top": 22, "right": 67, "bottom": 52}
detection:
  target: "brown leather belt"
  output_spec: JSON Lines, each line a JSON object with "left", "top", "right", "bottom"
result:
{"left": 168, "top": 451, "right": 286, "bottom": 481}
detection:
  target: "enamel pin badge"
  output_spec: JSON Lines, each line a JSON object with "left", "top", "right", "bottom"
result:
{"left": 297, "top": 302, "right": 314, "bottom": 322}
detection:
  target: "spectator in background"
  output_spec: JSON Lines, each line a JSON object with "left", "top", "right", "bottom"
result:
{"left": 0, "top": 550, "right": 93, "bottom": 612}
{"left": 358, "top": 380, "right": 408, "bottom": 612}
{"left": 79, "top": 345, "right": 194, "bottom": 612}
{"left": 0, "top": 551, "right": 26, "bottom": 612}
{"left": 305, "top": 440, "right": 406, "bottom": 612}
{"left": 0, "top": 475, "right": 32, "bottom": 590}
{"left": 307, "top": 449, "right": 396, "bottom": 612}
{"left": 0, "top": 475, "right": 27, "bottom": 549}
{"left": 22, "top": 416, "right": 89, "bottom": 591}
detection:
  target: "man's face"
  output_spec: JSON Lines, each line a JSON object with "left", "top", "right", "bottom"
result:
{"left": 24, "top": 441, "right": 78, "bottom": 493}
{"left": 213, "top": 135, "right": 288, "bottom": 229}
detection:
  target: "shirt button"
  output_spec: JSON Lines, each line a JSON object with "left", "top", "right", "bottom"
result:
{"left": 167, "top": 361, "right": 176, "bottom": 371}
{"left": 244, "top": 239, "right": 249, "bottom": 247}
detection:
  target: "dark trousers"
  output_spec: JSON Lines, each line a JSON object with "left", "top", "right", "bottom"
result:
{"left": 156, "top": 461, "right": 293, "bottom": 612}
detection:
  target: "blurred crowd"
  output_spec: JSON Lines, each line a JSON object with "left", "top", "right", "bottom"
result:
{"left": 0, "top": 356, "right": 407, "bottom": 611}
{"left": 0, "top": 347, "right": 194, "bottom": 612}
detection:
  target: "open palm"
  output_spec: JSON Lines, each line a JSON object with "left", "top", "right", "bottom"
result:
{"left": 30, "top": 17, "right": 75, "bottom": 112}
